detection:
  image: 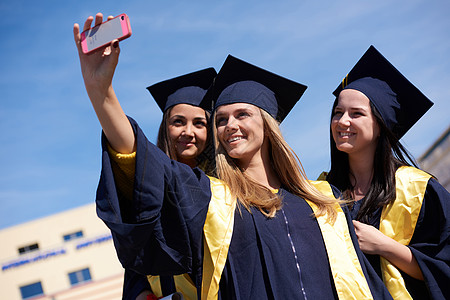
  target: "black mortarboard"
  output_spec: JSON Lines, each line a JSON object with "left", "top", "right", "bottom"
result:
{"left": 147, "top": 67, "right": 217, "bottom": 112}
{"left": 201, "top": 55, "right": 307, "bottom": 122}
{"left": 332, "top": 45, "right": 434, "bottom": 139}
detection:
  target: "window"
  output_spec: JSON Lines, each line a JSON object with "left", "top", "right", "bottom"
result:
{"left": 20, "top": 281, "right": 43, "bottom": 299}
{"left": 68, "top": 268, "right": 92, "bottom": 286}
{"left": 18, "top": 243, "right": 39, "bottom": 255}
{"left": 63, "top": 230, "right": 84, "bottom": 242}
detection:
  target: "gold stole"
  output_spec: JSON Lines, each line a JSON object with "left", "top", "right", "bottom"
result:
{"left": 147, "top": 274, "right": 197, "bottom": 299}
{"left": 309, "top": 180, "right": 373, "bottom": 300}
{"left": 201, "top": 177, "right": 237, "bottom": 300}
{"left": 200, "top": 178, "right": 373, "bottom": 299}
{"left": 379, "top": 166, "right": 430, "bottom": 299}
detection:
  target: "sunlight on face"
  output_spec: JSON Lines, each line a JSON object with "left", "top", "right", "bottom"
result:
{"left": 215, "top": 103, "right": 267, "bottom": 165}
{"left": 168, "top": 104, "right": 208, "bottom": 165}
{"left": 331, "top": 89, "right": 380, "bottom": 158}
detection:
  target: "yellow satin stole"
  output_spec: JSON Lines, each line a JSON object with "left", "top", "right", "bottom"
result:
{"left": 309, "top": 180, "right": 373, "bottom": 300}
{"left": 379, "top": 166, "right": 430, "bottom": 299}
{"left": 147, "top": 274, "right": 197, "bottom": 300}
{"left": 201, "top": 176, "right": 237, "bottom": 300}
{"left": 200, "top": 178, "right": 373, "bottom": 300}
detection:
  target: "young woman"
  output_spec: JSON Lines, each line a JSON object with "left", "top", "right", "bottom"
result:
{"left": 326, "top": 45, "right": 450, "bottom": 299}
{"left": 122, "top": 68, "right": 216, "bottom": 300}
{"left": 74, "top": 14, "right": 392, "bottom": 299}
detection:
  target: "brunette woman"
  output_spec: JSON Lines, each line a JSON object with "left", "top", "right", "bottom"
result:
{"left": 327, "top": 45, "right": 449, "bottom": 299}
{"left": 123, "top": 68, "right": 216, "bottom": 300}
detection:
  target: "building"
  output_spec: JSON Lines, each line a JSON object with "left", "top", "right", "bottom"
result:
{"left": 0, "top": 203, "right": 125, "bottom": 300}
{"left": 418, "top": 125, "right": 450, "bottom": 191}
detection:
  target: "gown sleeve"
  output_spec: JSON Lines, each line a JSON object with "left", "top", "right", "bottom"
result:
{"left": 95, "top": 117, "right": 212, "bottom": 279}
{"left": 406, "top": 178, "right": 450, "bottom": 299}
{"left": 122, "top": 269, "right": 151, "bottom": 300}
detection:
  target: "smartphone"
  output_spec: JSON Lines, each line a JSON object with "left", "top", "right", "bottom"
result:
{"left": 80, "top": 13, "right": 132, "bottom": 54}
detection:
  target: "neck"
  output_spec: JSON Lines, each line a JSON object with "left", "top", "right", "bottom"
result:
{"left": 178, "top": 157, "right": 197, "bottom": 168}
{"left": 348, "top": 152, "right": 375, "bottom": 200}
{"left": 238, "top": 143, "right": 280, "bottom": 189}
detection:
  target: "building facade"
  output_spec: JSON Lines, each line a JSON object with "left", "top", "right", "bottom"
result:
{"left": 418, "top": 125, "right": 450, "bottom": 191}
{"left": 0, "top": 203, "right": 125, "bottom": 300}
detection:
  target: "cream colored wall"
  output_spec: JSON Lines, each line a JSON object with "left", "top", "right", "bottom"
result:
{"left": 0, "top": 203, "right": 125, "bottom": 300}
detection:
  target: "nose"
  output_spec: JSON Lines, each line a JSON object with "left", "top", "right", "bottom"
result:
{"left": 337, "top": 112, "right": 351, "bottom": 127}
{"left": 225, "top": 117, "right": 239, "bottom": 132}
{"left": 182, "top": 123, "right": 194, "bottom": 137}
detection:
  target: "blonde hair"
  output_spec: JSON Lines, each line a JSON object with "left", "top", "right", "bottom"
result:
{"left": 213, "top": 108, "right": 339, "bottom": 221}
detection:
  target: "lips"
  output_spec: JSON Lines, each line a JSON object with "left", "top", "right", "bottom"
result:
{"left": 178, "top": 140, "right": 195, "bottom": 147}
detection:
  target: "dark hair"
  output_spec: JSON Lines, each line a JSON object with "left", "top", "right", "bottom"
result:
{"left": 156, "top": 106, "right": 216, "bottom": 175}
{"left": 327, "top": 97, "right": 418, "bottom": 222}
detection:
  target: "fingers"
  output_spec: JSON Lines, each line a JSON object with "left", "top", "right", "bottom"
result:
{"left": 110, "top": 39, "right": 121, "bottom": 62}
{"left": 94, "top": 13, "right": 103, "bottom": 26}
{"left": 73, "top": 23, "right": 84, "bottom": 54}
{"left": 107, "top": 15, "right": 114, "bottom": 21}
{"left": 73, "top": 23, "right": 80, "bottom": 43}
{"left": 83, "top": 15, "right": 94, "bottom": 32}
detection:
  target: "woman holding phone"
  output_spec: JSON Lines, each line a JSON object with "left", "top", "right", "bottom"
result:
{"left": 122, "top": 68, "right": 216, "bottom": 300}
{"left": 74, "top": 14, "right": 392, "bottom": 299}
{"left": 326, "top": 45, "right": 450, "bottom": 299}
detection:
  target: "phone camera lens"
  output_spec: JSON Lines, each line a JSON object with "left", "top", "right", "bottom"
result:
{"left": 121, "top": 16, "right": 124, "bottom": 20}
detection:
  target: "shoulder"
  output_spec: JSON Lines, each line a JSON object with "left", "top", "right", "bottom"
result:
{"left": 309, "top": 180, "right": 341, "bottom": 199}
{"left": 395, "top": 166, "right": 432, "bottom": 182}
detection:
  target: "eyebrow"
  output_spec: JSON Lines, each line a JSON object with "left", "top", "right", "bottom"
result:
{"left": 170, "top": 114, "right": 207, "bottom": 120}
{"left": 335, "top": 105, "right": 370, "bottom": 111}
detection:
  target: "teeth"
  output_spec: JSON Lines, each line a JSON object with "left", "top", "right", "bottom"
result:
{"left": 228, "top": 137, "right": 242, "bottom": 143}
{"left": 340, "top": 132, "right": 353, "bottom": 137}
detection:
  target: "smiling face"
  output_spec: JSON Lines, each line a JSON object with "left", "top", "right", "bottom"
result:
{"left": 331, "top": 89, "right": 380, "bottom": 158}
{"left": 215, "top": 103, "right": 268, "bottom": 167}
{"left": 168, "top": 103, "right": 208, "bottom": 166}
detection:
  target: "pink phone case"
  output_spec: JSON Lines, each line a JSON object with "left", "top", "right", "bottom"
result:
{"left": 80, "top": 13, "right": 132, "bottom": 54}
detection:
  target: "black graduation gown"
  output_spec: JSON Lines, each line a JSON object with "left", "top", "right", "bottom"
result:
{"left": 97, "top": 118, "right": 392, "bottom": 299}
{"left": 349, "top": 178, "right": 450, "bottom": 300}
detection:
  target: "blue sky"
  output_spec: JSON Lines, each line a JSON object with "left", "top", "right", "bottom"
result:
{"left": 0, "top": 0, "right": 449, "bottom": 229}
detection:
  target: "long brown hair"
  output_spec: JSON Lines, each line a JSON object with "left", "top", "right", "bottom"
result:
{"left": 213, "top": 107, "right": 339, "bottom": 220}
{"left": 327, "top": 98, "right": 417, "bottom": 222}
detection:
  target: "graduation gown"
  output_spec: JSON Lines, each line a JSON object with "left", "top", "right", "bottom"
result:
{"left": 97, "top": 118, "right": 391, "bottom": 299}
{"left": 349, "top": 167, "right": 450, "bottom": 300}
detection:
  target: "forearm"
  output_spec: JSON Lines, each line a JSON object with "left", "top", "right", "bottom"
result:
{"left": 353, "top": 220, "right": 424, "bottom": 280}
{"left": 89, "top": 85, "right": 135, "bottom": 154}
{"left": 377, "top": 237, "right": 424, "bottom": 280}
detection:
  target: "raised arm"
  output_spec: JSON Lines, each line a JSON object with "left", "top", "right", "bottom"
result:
{"left": 73, "top": 13, "right": 135, "bottom": 154}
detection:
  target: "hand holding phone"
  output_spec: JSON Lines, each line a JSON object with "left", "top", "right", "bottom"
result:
{"left": 80, "top": 13, "right": 132, "bottom": 54}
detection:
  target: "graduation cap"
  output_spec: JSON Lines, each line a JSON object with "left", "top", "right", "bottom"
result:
{"left": 332, "top": 45, "right": 433, "bottom": 139}
{"left": 147, "top": 67, "right": 217, "bottom": 112}
{"left": 201, "top": 55, "right": 307, "bottom": 122}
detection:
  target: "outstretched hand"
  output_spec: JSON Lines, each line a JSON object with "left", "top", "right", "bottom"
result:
{"left": 73, "top": 13, "right": 135, "bottom": 154}
{"left": 73, "top": 13, "right": 120, "bottom": 99}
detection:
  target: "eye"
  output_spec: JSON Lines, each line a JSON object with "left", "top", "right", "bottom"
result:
{"left": 216, "top": 116, "right": 228, "bottom": 127}
{"left": 332, "top": 109, "right": 343, "bottom": 117}
{"left": 170, "top": 118, "right": 185, "bottom": 126}
{"left": 237, "top": 111, "right": 249, "bottom": 119}
{"left": 194, "top": 120, "right": 207, "bottom": 127}
{"left": 352, "top": 111, "right": 365, "bottom": 117}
